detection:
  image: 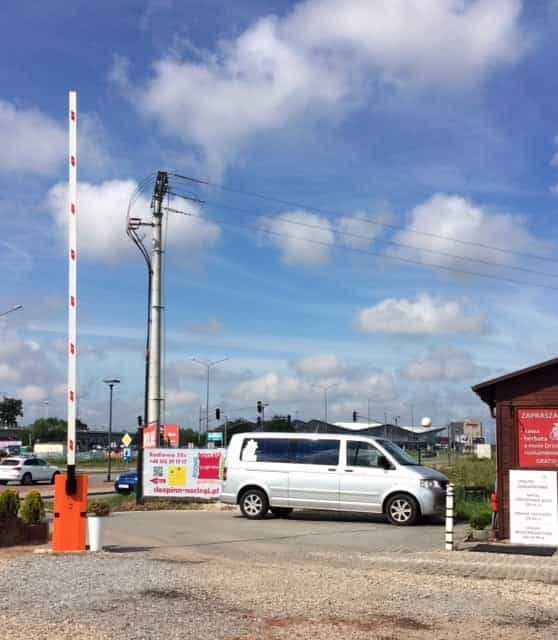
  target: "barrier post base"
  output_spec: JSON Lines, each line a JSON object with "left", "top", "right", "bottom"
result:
{"left": 52, "top": 473, "right": 88, "bottom": 553}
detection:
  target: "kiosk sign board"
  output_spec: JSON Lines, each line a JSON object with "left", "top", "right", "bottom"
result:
{"left": 143, "top": 448, "right": 224, "bottom": 498}
{"left": 517, "top": 409, "right": 558, "bottom": 468}
{"left": 510, "top": 469, "right": 558, "bottom": 546}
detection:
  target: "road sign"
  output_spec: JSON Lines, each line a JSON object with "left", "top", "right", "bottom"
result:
{"left": 207, "top": 432, "right": 223, "bottom": 443}
{"left": 121, "top": 433, "right": 132, "bottom": 447}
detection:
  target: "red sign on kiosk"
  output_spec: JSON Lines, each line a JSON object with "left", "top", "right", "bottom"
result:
{"left": 517, "top": 409, "right": 558, "bottom": 468}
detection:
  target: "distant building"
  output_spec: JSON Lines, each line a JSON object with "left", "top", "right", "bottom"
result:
{"left": 447, "top": 419, "right": 484, "bottom": 452}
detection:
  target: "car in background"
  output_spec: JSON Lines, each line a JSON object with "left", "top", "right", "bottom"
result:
{"left": 0, "top": 456, "right": 60, "bottom": 485}
{"left": 114, "top": 471, "right": 138, "bottom": 495}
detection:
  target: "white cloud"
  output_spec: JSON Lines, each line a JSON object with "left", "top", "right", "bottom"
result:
{"left": 402, "top": 346, "right": 481, "bottom": 382}
{"left": 17, "top": 384, "right": 48, "bottom": 404}
{"left": 47, "top": 179, "right": 220, "bottom": 262}
{"left": 230, "top": 372, "right": 308, "bottom": 403}
{"left": 292, "top": 354, "right": 347, "bottom": 377}
{"left": 0, "top": 100, "right": 108, "bottom": 175}
{"left": 336, "top": 213, "right": 387, "bottom": 250}
{"left": 0, "top": 363, "right": 20, "bottom": 383}
{"left": 0, "top": 100, "right": 65, "bottom": 174}
{"left": 391, "top": 193, "right": 540, "bottom": 270}
{"left": 116, "top": 0, "right": 526, "bottom": 171}
{"left": 187, "top": 317, "right": 224, "bottom": 334}
{"left": 287, "top": 0, "right": 525, "bottom": 87}
{"left": 165, "top": 388, "right": 199, "bottom": 408}
{"left": 261, "top": 210, "right": 334, "bottom": 265}
{"left": 355, "top": 293, "right": 488, "bottom": 335}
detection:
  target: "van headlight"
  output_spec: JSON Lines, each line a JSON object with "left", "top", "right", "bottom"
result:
{"left": 420, "top": 479, "right": 442, "bottom": 489}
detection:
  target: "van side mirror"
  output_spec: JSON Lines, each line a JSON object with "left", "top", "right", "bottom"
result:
{"left": 378, "top": 455, "right": 392, "bottom": 470}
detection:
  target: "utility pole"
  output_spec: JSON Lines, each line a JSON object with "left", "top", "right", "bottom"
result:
{"left": 147, "top": 171, "right": 168, "bottom": 442}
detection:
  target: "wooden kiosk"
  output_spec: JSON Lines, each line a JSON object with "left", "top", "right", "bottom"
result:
{"left": 473, "top": 358, "right": 558, "bottom": 542}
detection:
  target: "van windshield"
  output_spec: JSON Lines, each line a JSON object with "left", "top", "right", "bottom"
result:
{"left": 379, "top": 440, "right": 419, "bottom": 465}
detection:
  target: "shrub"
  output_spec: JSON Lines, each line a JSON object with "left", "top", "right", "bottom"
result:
{"left": 88, "top": 500, "right": 110, "bottom": 517}
{"left": 0, "top": 489, "right": 20, "bottom": 518}
{"left": 19, "top": 491, "right": 45, "bottom": 525}
{"left": 470, "top": 510, "right": 492, "bottom": 531}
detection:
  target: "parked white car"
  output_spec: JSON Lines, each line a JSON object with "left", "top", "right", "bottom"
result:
{"left": 221, "top": 432, "right": 449, "bottom": 525}
{"left": 0, "top": 456, "right": 60, "bottom": 486}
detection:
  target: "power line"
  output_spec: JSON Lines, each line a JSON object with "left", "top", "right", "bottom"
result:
{"left": 169, "top": 172, "right": 558, "bottom": 265}
{"left": 168, "top": 190, "right": 558, "bottom": 280}
{"left": 164, "top": 205, "right": 558, "bottom": 292}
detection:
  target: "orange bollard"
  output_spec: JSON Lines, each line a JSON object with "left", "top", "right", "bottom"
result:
{"left": 52, "top": 473, "right": 88, "bottom": 553}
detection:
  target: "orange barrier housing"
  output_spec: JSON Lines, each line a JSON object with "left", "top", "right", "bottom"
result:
{"left": 52, "top": 473, "right": 88, "bottom": 553}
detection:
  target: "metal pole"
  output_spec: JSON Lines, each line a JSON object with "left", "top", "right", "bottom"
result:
{"left": 66, "top": 90, "right": 78, "bottom": 496}
{"left": 324, "top": 389, "right": 328, "bottom": 424}
{"left": 136, "top": 426, "right": 144, "bottom": 505}
{"left": 225, "top": 416, "right": 228, "bottom": 447}
{"left": 206, "top": 365, "right": 210, "bottom": 435}
{"left": 107, "top": 383, "right": 113, "bottom": 482}
{"left": 367, "top": 398, "right": 370, "bottom": 425}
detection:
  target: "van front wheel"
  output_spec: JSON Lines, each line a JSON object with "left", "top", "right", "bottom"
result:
{"left": 239, "top": 488, "right": 269, "bottom": 519}
{"left": 385, "top": 493, "right": 419, "bottom": 526}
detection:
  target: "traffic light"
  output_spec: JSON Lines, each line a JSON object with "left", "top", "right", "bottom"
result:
{"left": 287, "top": 414, "right": 291, "bottom": 427}
{"left": 352, "top": 411, "right": 357, "bottom": 423}
{"left": 257, "top": 400, "right": 263, "bottom": 414}
{"left": 256, "top": 416, "right": 262, "bottom": 428}
{"left": 215, "top": 408, "right": 221, "bottom": 421}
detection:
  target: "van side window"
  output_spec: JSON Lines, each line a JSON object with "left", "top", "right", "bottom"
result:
{"left": 240, "top": 438, "right": 292, "bottom": 463}
{"left": 347, "top": 441, "right": 382, "bottom": 468}
{"left": 294, "top": 440, "right": 340, "bottom": 466}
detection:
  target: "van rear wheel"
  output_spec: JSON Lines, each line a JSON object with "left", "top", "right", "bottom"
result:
{"left": 270, "top": 507, "right": 293, "bottom": 518}
{"left": 385, "top": 493, "right": 419, "bottom": 526}
{"left": 239, "top": 488, "right": 269, "bottom": 519}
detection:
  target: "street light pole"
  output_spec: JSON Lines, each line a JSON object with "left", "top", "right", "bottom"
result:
{"left": 192, "top": 357, "right": 229, "bottom": 436}
{"left": 312, "top": 383, "right": 339, "bottom": 425}
{"left": 0, "top": 305, "right": 23, "bottom": 318}
{"left": 103, "top": 378, "right": 120, "bottom": 482}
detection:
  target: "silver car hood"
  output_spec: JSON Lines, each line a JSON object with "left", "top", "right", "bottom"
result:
{"left": 405, "top": 465, "right": 449, "bottom": 482}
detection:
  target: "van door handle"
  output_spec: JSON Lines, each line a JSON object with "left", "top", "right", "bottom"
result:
{"left": 328, "top": 468, "right": 336, "bottom": 472}
{"left": 344, "top": 469, "right": 354, "bottom": 473}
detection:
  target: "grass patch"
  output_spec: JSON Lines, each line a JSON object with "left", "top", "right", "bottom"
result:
{"left": 423, "top": 456, "right": 495, "bottom": 524}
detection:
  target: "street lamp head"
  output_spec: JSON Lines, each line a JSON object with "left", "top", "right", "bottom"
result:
{"left": 11, "top": 305, "right": 23, "bottom": 311}
{"left": 103, "top": 378, "right": 121, "bottom": 385}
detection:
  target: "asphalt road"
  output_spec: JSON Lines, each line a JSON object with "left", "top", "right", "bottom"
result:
{"left": 5, "top": 472, "right": 117, "bottom": 498}
{"left": 104, "top": 508, "right": 457, "bottom": 560}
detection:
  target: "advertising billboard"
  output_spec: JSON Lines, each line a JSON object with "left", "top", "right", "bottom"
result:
{"left": 143, "top": 448, "right": 224, "bottom": 498}
{"left": 163, "top": 424, "right": 180, "bottom": 448}
{"left": 517, "top": 409, "right": 558, "bottom": 468}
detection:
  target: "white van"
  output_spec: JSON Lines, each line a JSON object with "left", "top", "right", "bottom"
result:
{"left": 220, "top": 432, "right": 448, "bottom": 525}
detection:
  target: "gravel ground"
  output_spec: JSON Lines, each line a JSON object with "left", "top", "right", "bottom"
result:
{"left": 2, "top": 546, "right": 558, "bottom": 639}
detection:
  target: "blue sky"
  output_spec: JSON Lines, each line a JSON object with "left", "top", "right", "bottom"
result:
{"left": 2, "top": 0, "right": 558, "bottom": 437}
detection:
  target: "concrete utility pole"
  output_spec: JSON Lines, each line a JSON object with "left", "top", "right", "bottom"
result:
{"left": 147, "top": 171, "right": 168, "bottom": 438}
